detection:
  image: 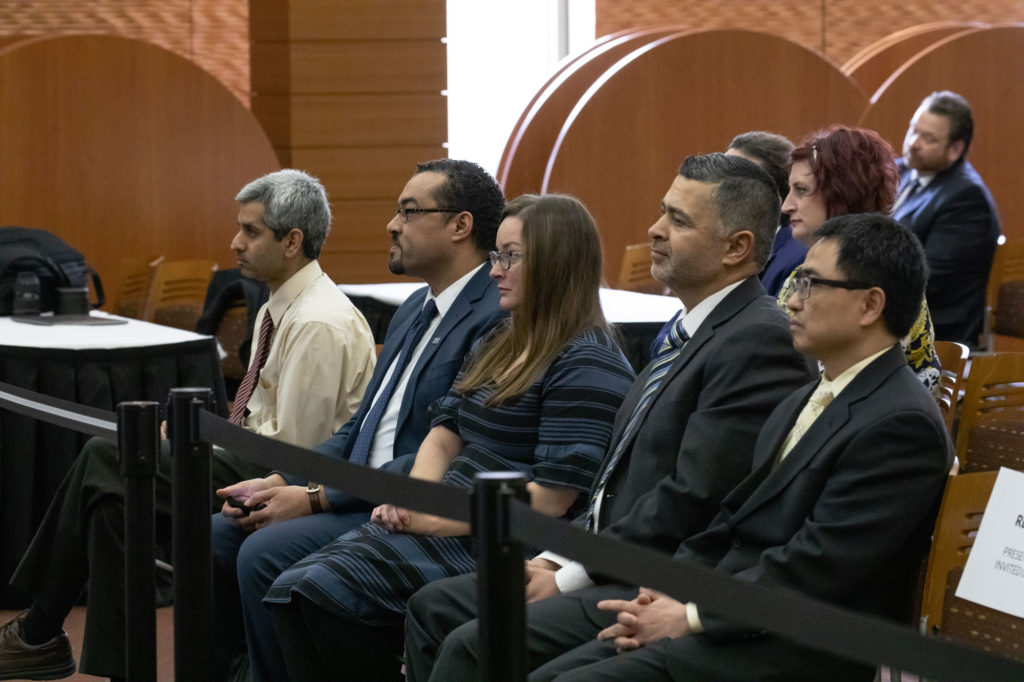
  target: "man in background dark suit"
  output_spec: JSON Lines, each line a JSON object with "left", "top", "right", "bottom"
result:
{"left": 403, "top": 153, "right": 814, "bottom": 681}
{"left": 210, "top": 159, "right": 507, "bottom": 682}
{"left": 545, "top": 213, "right": 952, "bottom": 682}
{"left": 893, "top": 90, "right": 1000, "bottom": 348}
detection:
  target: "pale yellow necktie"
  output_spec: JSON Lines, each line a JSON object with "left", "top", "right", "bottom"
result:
{"left": 777, "top": 384, "right": 834, "bottom": 464}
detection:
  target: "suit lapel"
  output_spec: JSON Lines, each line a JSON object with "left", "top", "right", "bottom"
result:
{"left": 612, "top": 277, "right": 765, "bottom": 455}
{"left": 728, "top": 346, "right": 905, "bottom": 524}
{"left": 395, "top": 265, "right": 490, "bottom": 431}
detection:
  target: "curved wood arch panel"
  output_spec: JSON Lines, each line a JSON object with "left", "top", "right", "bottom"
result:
{"left": 859, "top": 25, "right": 1024, "bottom": 244}
{"left": 0, "top": 34, "right": 280, "bottom": 310}
{"left": 842, "top": 22, "right": 986, "bottom": 96}
{"left": 543, "top": 29, "right": 867, "bottom": 284}
{"left": 498, "top": 26, "right": 683, "bottom": 197}
{"left": 495, "top": 28, "right": 630, "bottom": 186}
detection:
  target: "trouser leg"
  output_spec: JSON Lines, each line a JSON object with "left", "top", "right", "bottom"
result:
{"left": 428, "top": 582, "right": 631, "bottom": 682}
{"left": 546, "top": 639, "right": 672, "bottom": 682}
{"left": 240, "top": 511, "right": 370, "bottom": 682}
{"left": 211, "top": 512, "right": 249, "bottom": 680}
{"left": 74, "top": 441, "right": 267, "bottom": 678}
{"left": 278, "top": 593, "right": 404, "bottom": 682}
{"left": 404, "top": 572, "right": 479, "bottom": 682}
{"left": 9, "top": 438, "right": 122, "bottom": 627}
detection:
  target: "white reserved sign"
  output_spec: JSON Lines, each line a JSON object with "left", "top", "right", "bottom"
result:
{"left": 956, "top": 467, "right": 1024, "bottom": 618}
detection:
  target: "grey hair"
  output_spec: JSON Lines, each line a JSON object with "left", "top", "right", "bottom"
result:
{"left": 235, "top": 169, "right": 331, "bottom": 259}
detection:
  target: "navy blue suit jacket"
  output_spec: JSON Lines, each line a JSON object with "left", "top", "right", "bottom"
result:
{"left": 758, "top": 225, "right": 807, "bottom": 298}
{"left": 894, "top": 158, "right": 1000, "bottom": 346}
{"left": 300, "top": 264, "right": 505, "bottom": 507}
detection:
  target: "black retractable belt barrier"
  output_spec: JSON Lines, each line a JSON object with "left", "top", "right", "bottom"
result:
{"left": 473, "top": 473, "right": 529, "bottom": 682}
{"left": 118, "top": 401, "right": 160, "bottom": 682}
{"left": 8, "top": 382, "right": 1023, "bottom": 682}
{"left": 168, "top": 387, "right": 215, "bottom": 682}
{"left": 501, "top": 500, "right": 1024, "bottom": 682}
{"left": 0, "top": 380, "right": 116, "bottom": 438}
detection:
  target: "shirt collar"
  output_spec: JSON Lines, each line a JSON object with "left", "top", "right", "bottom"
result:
{"left": 265, "top": 260, "right": 323, "bottom": 326}
{"left": 678, "top": 278, "right": 747, "bottom": 339}
{"left": 908, "top": 168, "right": 936, "bottom": 189}
{"left": 424, "top": 262, "right": 486, "bottom": 317}
{"left": 820, "top": 346, "right": 889, "bottom": 398}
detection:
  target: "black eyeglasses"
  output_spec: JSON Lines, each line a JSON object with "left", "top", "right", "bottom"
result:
{"left": 393, "top": 206, "right": 461, "bottom": 223}
{"left": 793, "top": 269, "right": 872, "bottom": 300}
{"left": 489, "top": 250, "right": 525, "bottom": 271}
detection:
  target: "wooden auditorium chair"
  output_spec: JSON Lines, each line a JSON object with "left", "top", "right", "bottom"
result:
{"left": 142, "top": 259, "right": 217, "bottom": 330}
{"left": 955, "top": 352, "right": 1024, "bottom": 470}
{"left": 616, "top": 242, "right": 663, "bottom": 294}
{"left": 112, "top": 254, "right": 163, "bottom": 319}
{"left": 933, "top": 340, "right": 969, "bottom": 437}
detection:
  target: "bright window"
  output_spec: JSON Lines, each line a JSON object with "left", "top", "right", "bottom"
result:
{"left": 445, "top": 0, "right": 595, "bottom": 176}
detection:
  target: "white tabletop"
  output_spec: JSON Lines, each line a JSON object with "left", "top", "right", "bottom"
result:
{"left": 338, "top": 283, "right": 682, "bottom": 324}
{"left": 0, "top": 311, "right": 211, "bottom": 350}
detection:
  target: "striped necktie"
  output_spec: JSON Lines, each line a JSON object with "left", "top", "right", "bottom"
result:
{"left": 229, "top": 310, "right": 274, "bottom": 426}
{"left": 585, "top": 316, "right": 689, "bottom": 530}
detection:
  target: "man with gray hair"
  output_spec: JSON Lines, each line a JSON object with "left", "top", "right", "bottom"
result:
{"left": 0, "top": 169, "right": 376, "bottom": 681}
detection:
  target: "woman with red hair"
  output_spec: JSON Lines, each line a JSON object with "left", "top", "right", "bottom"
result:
{"left": 779, "top": 124, "right": 939, "bottom": 394}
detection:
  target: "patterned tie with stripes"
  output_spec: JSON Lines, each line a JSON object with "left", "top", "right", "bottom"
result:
{"left": 584, "top": 316, "right": 689, "bottom": 530}
{"left": 229, "top": 310, "right": 275, "bottom": 426}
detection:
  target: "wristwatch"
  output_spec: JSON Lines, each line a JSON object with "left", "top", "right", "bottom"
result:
{"left": 306, "top": 483, "right": 323, "bottom": 514}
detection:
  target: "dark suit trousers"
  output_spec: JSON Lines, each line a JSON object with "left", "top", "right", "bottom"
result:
{"left": 405, "top": 572, "right": 634, "bottom": 681}
{"left": 541, "top": 631, "right": 876, "bottom": 682}
{"left": 8, "top": 436, "right": 265, "bottom": 679}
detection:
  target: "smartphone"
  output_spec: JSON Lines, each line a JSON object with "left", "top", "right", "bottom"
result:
{"left": 226, "top": 496, "right": 266, "bottom": 516}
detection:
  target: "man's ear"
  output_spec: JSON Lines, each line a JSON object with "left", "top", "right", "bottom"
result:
{"left": 860, "top": 287, "right": 886, "bottom": 328}
{"left": 282, "top": 227, "right": 304, "bottom": 258}
{"left": 946, "top": 139, "right": 966, "bottom": 165}
{"left": 722, "top": 229, "right": 755, "bottom": 266}
{"left": 449, "top": 211, "right": 475, "bottom": 244}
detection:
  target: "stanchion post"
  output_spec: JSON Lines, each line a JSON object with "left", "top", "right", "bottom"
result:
{"left": 118, "top": 400, "right": 160, "bottom": 682}
{"left": 473, "top": 471, "right": 529, "bottom": 682}
{"left": 168, "top": 387, "right": 214, "bottom": 682}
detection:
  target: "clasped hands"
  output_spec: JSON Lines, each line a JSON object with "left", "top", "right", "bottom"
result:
{"left": 523, "top": 562, "right": 690, "bottom": 652}
{"left": 597, "top": 587, "right": 691, "bottom": 651}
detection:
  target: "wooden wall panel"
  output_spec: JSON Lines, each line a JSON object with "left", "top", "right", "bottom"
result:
{"left": 498, "top": 27, "right": 682, "bottom": 198}
{"left": 542, "top": 30, "right": 867, "bottom": 285}
{"left": 250, "top": 1, "right": 448, "bottom": 285}
{"left": 290, "top": 147, "right": 447, "bottom": 200}
{"left": 595, "top": 0, "right": 1024, "bottom": 64}
{"left": 0, "top": 0, "right": 249, "bottom": 105}
{"left": 254, "top": 95, "right": 446, "bottom": 147}
{"left": 295, "top": 0, "right": 442, "bottom": 40}
{"left": 859, "top": 25, "right": 1024, "bottom": 246}
{"left": 251, "top": 41, "right": 446, "bottom": 94}
{"left": 0, "top": 34, "right": 280, "bottom": 308}
{"left": 842, "top": 22, "right": 985, "bottom": 96}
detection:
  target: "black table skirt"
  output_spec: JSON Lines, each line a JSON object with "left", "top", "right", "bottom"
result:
{"left": 0, "top": 338, "right": 226, "bottom": 607}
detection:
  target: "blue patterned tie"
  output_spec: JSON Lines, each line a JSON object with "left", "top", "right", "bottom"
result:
{"left": 585, "top": 316, "right": 689, "bottom": 530}
{"left": 348, "top": 298, "right": 438, "bottom": 465}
